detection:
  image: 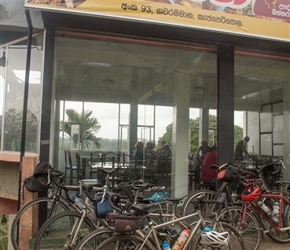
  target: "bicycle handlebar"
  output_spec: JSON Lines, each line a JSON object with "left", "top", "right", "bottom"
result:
{"left": 237, "top": 168, "right": 259, "bottom": 178}
{"left": 258, "top": 160, "right": 283, "bottom": 176}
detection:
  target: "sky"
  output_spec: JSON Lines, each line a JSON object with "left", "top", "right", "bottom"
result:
{"left": 62, "top": 101, "right": 243, "bottom": 141}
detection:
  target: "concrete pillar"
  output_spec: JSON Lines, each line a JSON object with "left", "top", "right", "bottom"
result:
{"left": 199, "top": 108, "right": 209, "bottom": 143}
{"left": 171, "top": 73, "right": 190, "bottom": 198}
{"left": 129, "top": 103, "right": 138, "bottom": 156}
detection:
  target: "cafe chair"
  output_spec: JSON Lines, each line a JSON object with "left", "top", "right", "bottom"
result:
{"left": 75, "top": 152, "right": 83, "bottom": 181}
{"left": 102, "top": 151, "right": 122, "bottom": 188}
{"left": 102, "top": 151, "right": 121, "bottom": 168}
{"left": 89, "top": 151, "right": 104, "bottom": 178}
{"left": 64, "top": 150, "right": 78, "bottom": 185}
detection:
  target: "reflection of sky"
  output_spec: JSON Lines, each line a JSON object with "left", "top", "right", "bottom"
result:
{"left": 61, "top": 101, "right": 243, "bottom": 140}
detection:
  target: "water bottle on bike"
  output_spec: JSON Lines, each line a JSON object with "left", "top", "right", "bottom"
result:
{"left": 172, "top": 228, "right": 190, "bottom": 250}
{"left": 257, "top": 201, "right": 272, "bottom": 216}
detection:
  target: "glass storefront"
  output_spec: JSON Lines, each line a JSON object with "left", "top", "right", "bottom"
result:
{"left": 52, "top": 35, "right": 217, "bottom": 194}
{"left": 1, "top": 31, "right": 290, "bottom": 190}
{"left": 0, "top": 34, "right": 43, "bottom": 153}
{"left": 234, "top": 53, "right": 290, "bottom": 177}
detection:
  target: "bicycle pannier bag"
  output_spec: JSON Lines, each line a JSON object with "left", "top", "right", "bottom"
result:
{"left": 33, "top": 162, "right": 53, "bottom": 176}
{"left": 106, "top": 213, "right": 140, "bottom": 233}
{"left": 217, "top": 163, "right": 239, "bottom": 183}
{"left": 24, "top": 175, "right": 48, "bottom": 193}
{"left": 94, "top": 192, "right": 113, "bottom": 217}
{"left": 24, "top": 162, "right": 53, "bottom": 192}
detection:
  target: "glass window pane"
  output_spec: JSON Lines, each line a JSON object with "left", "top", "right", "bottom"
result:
{"left": 260, "top": 112, "right": 272, "bottom": 133}
{"left": 273, "top": 115, "right": 283, "bottom": 144}
{"left": 261, "top": 134, "right": 272, "bottom": 156}
{"left": 235, "top": 53, "right": 289, "bottom": 159}
{"left": 2, "top": 37, "right": 43, "bottom": 152}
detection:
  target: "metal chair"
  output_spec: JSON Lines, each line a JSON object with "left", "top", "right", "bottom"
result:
{"left": 64, "top": 150, "right": 78, "bottom": 185}
{"left": 89, "top": 151, "right": 104, "bottom": 178}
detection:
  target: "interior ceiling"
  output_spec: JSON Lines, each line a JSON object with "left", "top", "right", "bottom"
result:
{"left": 55, "top": 36, "right": 289, "bottom": 112}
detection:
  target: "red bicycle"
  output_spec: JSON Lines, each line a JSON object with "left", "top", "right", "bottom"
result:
{"left": 216, "top": 159, "right": 290, "bottom": 250}
{"left": 219, "top": 160, "right": 290, "bottom": 250}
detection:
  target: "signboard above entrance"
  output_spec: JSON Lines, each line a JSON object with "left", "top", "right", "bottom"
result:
{"left": 25, "top": 0, "right": 290, "bottom": 42}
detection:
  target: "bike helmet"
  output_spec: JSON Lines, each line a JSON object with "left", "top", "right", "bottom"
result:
{"left": 241, "top": 185, "right": 261, "bottom": 201}
{"left": 200, "top": 231, "right": 229, "bottom": 247}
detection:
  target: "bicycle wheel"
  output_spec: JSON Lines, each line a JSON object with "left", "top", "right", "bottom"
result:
{"left": 11, "top": 197, "right": 70, "bottom": 250}
{"left": 182, "top": 189, "right": 217, "bottom": 216}
{"left": 76, "top": 228, "right": 114, "bottom": 249}
{"left": 182, "top": 189, "right": 217, "bottom": 226}
{"left": 94, "top": 234, "right": 154, "bottom": 250}
{"left": 193, "top": 221, "right": 246, "bottom": 250}
{"left": 218, "top": 205, "right": 262, "bottom": 250}
{"left": 265, "top": 201, "right": 290, "bottom": 243}
{"left": 34, "top": 210, "right": 96, "bottom": 249}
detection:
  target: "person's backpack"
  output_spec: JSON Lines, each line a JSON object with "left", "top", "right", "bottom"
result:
{"left": 24, "top": 162, "right": 53, "bottom": 193}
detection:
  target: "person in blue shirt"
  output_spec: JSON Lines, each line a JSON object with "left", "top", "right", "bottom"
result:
{"left": 132, "top": 141, "right": 144, "bottom": 165}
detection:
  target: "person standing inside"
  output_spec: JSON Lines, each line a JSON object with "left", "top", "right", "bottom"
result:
{"left": 201, "top": 144, "right": 217, "bottom": 191}
{"left": 234, "top": 136, "right": 250, "bottom": 160}
{"left": 132, "top": 141, "right": 144, "bottom": 165}
{"left": 197, "top": 139, "right": 210, "bottom": 162}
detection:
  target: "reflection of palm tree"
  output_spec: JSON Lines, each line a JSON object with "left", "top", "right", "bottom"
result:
{"left": 60, "top": 109, "right": 101, "bottom": 149}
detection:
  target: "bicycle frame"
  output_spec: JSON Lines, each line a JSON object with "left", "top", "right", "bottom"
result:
{"left": 240, "top": 188, "right": 290, "bottom": 233}
{"left": 137, "top": 209, "right": 208, "bottom": 250}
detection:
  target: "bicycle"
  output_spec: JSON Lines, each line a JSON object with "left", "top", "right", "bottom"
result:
{"left": 75, "top": 192, "right": 185, "bottom": 249}
{"left": 219, "top": 160, "right": 286, "bottom": 250}
{"left": 182, "top": 159, "right": 284, "bottom": 217}
{"left": 33, "top": 166, "right": 174, "bottom": 249}
{"left": 182, "top": 163, "right": 245, "bottom": 223}
{"left": 81, "top": 192, "right": 246, "bottom": 250}
{"left": 219, "top": 166, "right": 290, "bottom": 250}
{"left": 11, "top": 169, "right": 81, "bottom": 250}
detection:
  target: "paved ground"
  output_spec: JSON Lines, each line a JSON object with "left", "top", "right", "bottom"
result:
{"left": 260, "top": 236, "right": 290, "bottom": 249}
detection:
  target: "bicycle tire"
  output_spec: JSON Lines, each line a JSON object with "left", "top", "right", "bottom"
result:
{"left": 94, "top": 234, "right": 154, "bottom": 250}
{"left": 11, "top": 196, "right": 70, "bottom": 250}
{"left": 182, "top": 189, "right": 217, "bottom": 226}
{"left": 218, "top": 205, "right": 262, "bottom": 250}
{"left": 182, "top": 189, "right": 217, "bottom": 216}
{"left": 193, "top": 221, "right": 246, "bottom": 250}
{"left": 34, "top": 210, "right": 96, "bottom": 249}
{"left": 75, "top": 227, "right": 114, "bottom": 249}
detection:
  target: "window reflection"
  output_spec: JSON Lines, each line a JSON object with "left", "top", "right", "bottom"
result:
{"left": 54, "top": 36, "right": 217, "bottom": 192}
{"left": 1, "top": 38, "right": 43, "bottom": 152}
{"left": 235, "top": 53, "right": 290, "bottom": 159}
